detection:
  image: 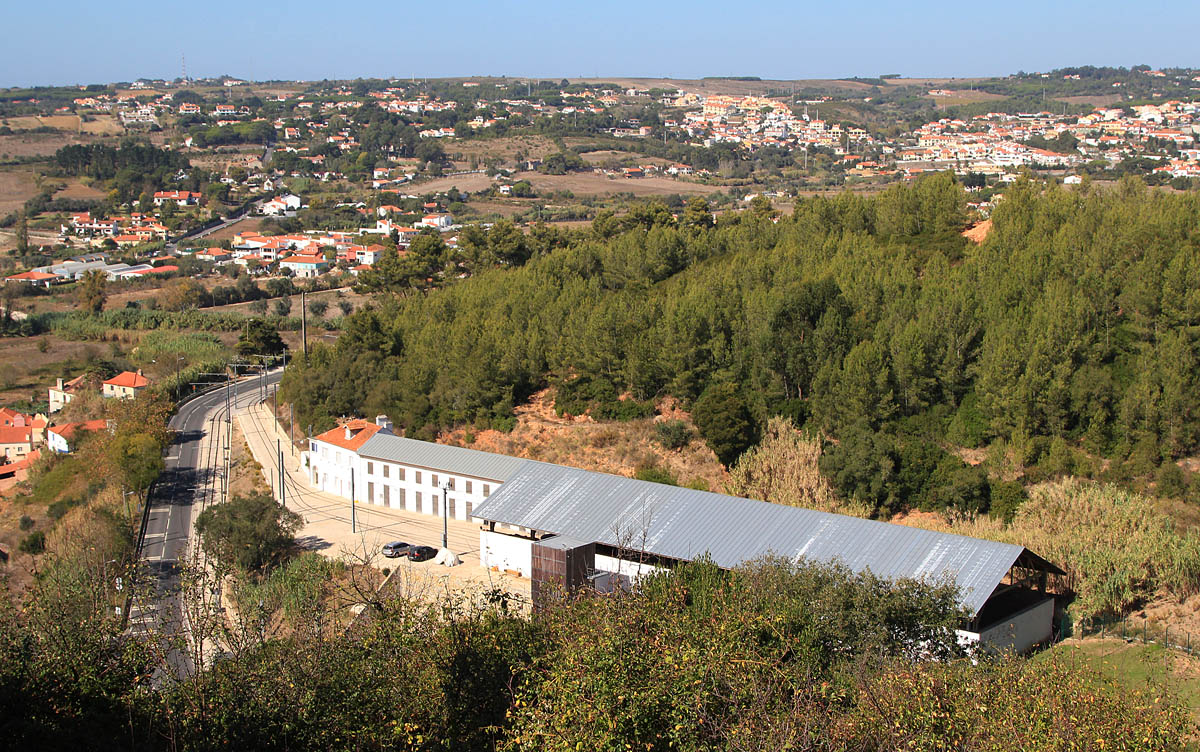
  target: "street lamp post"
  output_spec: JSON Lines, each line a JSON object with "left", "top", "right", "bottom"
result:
{"left": 440, "top": 481, "right": 449, "bottom": 550}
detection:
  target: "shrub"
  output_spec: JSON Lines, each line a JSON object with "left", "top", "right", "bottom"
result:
{"left": 19, "top": 531, "right": 45, "bottom": 555}
{"left": 652, "top": 419, "right": 692, "bottom": 450}
{"left": 1155, "top": 462, "right": 1188, "bottom": 498}
{"left": 18, "top": 515, "right": 34, "bottom": 531}
{"left": 988, "top": 480, "right": 1027, "bottom": 523}
{"left": 47, "top": 496, "right": 84, "bottom": 521}
{"left": 633, "top": 463, "right": 677, "bottom": 486}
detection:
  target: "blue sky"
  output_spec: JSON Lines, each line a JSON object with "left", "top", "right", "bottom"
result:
{"left": 3, "top": 0, "right": 1196, "bottom": 87}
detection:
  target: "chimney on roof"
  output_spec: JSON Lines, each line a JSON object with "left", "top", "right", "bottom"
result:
{"left": 345, "top": 425, "right": 353, "bottom": 441}
{"left": 375, "top": 415, "right": 393, "bottom": 432}
{"left": 136, "top": 368, "right": 143, "bottom": 376}
{"left": 56, "top": 378, "right": 64, "bottom": 390}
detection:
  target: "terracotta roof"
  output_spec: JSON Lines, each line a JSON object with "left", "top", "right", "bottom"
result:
{"left": 0, "top": 426, "right": 33, "bottom": 445}
{"left": 0, "top": 449, "right": 40, "bottom": 476}
{"left": 104, "top": 371, "right": 150, "bottom": 389}
{"left": 49, "top": 419, "right": 108, "bottom": 441}
{"left": 6, "top": 271, "right": 59, "bottom": 281}
{"left": 312, "top": 419, "right": 383, "bottom": 452}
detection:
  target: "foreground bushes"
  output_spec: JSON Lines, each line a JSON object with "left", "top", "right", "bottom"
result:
{"left": 0, "top": 557, "right": 1190, "bottom": 750}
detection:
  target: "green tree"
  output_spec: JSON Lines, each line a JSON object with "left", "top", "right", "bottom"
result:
{"left": 108, "top": 432, "right": 165, "bottom": 503}
{"left": 195, "top": 492, "right": 302, "bottom": 573}
{"left": 236, "top": 319, "right": 285, "bottom": 357}
{"left": 692, "top": 381, "right": 758, "bottom": 467}
{"left": 76, "top": 271, "right": 107, "bottom": 314}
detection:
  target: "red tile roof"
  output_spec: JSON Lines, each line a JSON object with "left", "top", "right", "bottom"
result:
{"left": 0, "top": 426, "right": 34, "bottom": 445}
{"left": 313, "top": 419, "right": 382, "bottom": 451}
{"left": 104, "top": 371, "right": 150, "bottom": 389}
{"left": 49, "top": 419, "right": 108, "bottom": 441}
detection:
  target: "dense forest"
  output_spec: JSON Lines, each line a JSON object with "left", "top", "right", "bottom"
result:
{"left": 280, "top": 174, "right": 1200, "bottom": 518}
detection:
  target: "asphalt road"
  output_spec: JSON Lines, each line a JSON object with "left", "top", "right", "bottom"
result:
{"left": 129, "top": 369, "right": 282, "bottom": 679}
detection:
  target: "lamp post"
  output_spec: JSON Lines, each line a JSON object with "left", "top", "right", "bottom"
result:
{"left": 440, "top": 481, "right": 449, "bottom": 549}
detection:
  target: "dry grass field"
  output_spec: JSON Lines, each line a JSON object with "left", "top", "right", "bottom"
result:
{"left": 412, "top": 169, "right": 726, "bottom": 198}
{"left": 79, "top": 115, "right": 124, "bottom": 136}
{"left": 523, "top": 171, "right": 725, "bottom": 196}
{"left": 202, "top": 216, "right": 266, "bottom": 241}
{"left": 55, "top": 179, "right": 106, "bottom": 201}
{"left": 448, "top": 134, "right": 557, "bottom": 163}
{"left": 0, "top": 131, "right": 92, "bottom": 159}
{"left": 0, "top": 170, "right": 40, "bottom": 214}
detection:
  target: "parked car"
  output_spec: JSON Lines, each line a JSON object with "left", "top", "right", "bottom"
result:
{"left": 407, "top": 545, "right": 437, "bottom": 562}
{"left": 382, "top": 541, "right": 411, "bottom": 559}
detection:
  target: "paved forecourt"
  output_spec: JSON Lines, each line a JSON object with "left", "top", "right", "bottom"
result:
{"left": 235, "top": 401, "right": 530, "bottom": 605}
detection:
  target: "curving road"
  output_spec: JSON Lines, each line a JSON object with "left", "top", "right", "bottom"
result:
{"left": 127, "top": 369, "right": 282, "bottom": 678}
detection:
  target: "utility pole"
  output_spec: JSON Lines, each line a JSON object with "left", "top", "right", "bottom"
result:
{"left": 350, "top": 466, "right": 356, "bottom": 533}
{"left": 301, "top": 291, "right": 308, "bottom": 356}
{"left": 441, "top": 482, "right": 449, "bottom": 549}
{"left": 277, "top": 438, "right": 285, "bottom": 508}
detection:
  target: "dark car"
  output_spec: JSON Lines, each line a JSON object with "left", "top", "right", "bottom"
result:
{"left": 382, "top": 541, "right": 411, "bottom": 559}
{"left": 407, "top": 545, "right": 437, "bottom": 562}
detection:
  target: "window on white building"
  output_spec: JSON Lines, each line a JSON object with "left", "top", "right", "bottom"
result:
{"left": 465, "top": 480, "right": 472, "bottom": 493}
{"left": 367, "top": 461, "right": 374, "bottom": 475}
{"left": 415, "top": 471, "right": 422, "bottom": 484}
{"left": 447, "top": 477, "right": 455, "bottom": 491}
{"left": 432, "top": 473, "right": 439, "bottom": 487}
{"left": 483, "top": 484, "right": 491, "bottom": 497}
{"left": 382, "top": 464, "right": 389, "bottom": 478}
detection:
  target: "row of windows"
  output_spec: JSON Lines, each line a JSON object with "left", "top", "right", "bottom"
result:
{"left": 362, "top": 460, "right": 490, "bottom": 496}
{"left": 362, "top": 482, "right": 475, "bottom": 518}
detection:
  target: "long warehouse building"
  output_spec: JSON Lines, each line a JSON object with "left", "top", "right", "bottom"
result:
{"left": 304, "top": 416, "right": 1063, "bottom": 653}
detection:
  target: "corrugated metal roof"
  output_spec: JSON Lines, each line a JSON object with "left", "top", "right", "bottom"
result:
{"left": 470, "top": 462, "right": 1037, "bottom": 615}
{"left": 357, "top": 433, "right": 529, "bottom": 482}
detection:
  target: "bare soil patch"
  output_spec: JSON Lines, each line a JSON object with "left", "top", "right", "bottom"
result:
{"left": 442, "top": 389, "right": 727, "bottom": 491}
{"left": 408, "top": 173, "right": 495, "bottom": 194}
{"left": 962, "top": 218, "right": 992, "bottom": 244}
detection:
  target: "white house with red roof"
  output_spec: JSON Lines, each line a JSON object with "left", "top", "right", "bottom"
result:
{"left": 153, "top": 190, "right": 202, "bottom": 207}
{"left": 415, "top": 213, "right": 453, "bottom": 230}
{"left": 279, "top": 254, "right": 329, "bottom": 278}
{"left": 46, "top": 419, "right": 108, "bottom": 454}
{"left": 102, "top": 370, "right": 151, "bottom": 400}
{"left": 305, "top": 418, "right": 392, "bottom": 498}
